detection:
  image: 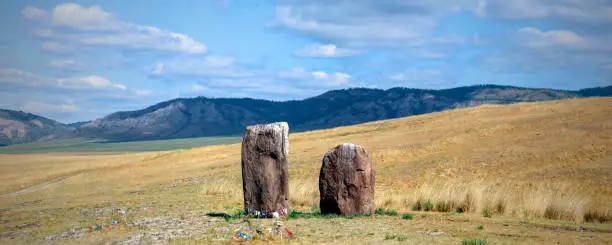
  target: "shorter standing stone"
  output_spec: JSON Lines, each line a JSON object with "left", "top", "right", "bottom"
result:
{"left": 319, "top": 143, "right": 375, "bottom": 215}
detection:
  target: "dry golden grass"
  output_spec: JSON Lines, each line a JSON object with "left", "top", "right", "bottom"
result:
{"left": 0, "top": 97, "right": 611, "bottom": 244}
{"left": 284, "top": 97, "right": 612, "bottom": 222}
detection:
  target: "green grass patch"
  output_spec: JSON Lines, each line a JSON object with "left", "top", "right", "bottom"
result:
{"left": 343, "top": 212, "right": 372, "bottom": 219}
{"left": 477, "top": 225, "right": 484, "bottom": 230}
{"left": 446, "top": 211, "right": 461, "bottom": 216}
{"left": 286, "top": 210, "right": 371, "bottom": 220}
{"left": 413, "top": 199, "right": 436, "bottom": 211}
{"left": 385, "top": 234, "right": 409, "bottom": 241}
{"left": 423, "top": 200, "right": 435, "bottom": 211}
{"left": 402, "top": 213, "right": 414, "bottom": 220}
{"left": 287, "top": 210, "right": 338, "bottom": 219}
{"left": 483, "top": 210, "right": 493, "bottom": 218}
{"left": 206, "top": 210, "right": 249, "bottom": 222}
{"left": 375, "top": 208, "right": 399, "bottom": 216}
{"left": 462, "top": 238, "right": 488, "bottom": 245}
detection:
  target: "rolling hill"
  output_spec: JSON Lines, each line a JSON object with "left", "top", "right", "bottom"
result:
{"left": 74, "top": 84, "right": 612, "bottom": 142}
{"left": 1, "top": 84, "right": 611, "bottom": 145}
{"left": 0, "top": 109, "right": 73, "bottom": 146}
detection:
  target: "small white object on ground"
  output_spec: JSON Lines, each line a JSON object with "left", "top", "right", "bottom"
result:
{"left": 417, "top": 230, "right": 444, "bottom": 236}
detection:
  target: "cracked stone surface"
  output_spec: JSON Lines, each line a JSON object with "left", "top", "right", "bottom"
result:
{"left": 241, "top": 122, "right": 289, "bottom": 217}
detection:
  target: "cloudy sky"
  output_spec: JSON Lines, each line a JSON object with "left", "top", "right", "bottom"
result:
{"left": 0, "top": 0, "right": 611, "bottom": 123}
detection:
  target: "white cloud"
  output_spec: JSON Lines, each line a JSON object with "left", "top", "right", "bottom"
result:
{"left": 57, "top": 75, "right": 126, "bottom": 90}
{"left": 22, "top": 6, "right": 48, "bottom": 21}
{"left": 278, "top": 67, "right": 351, "bottom": 87}
{"left": 518, "top": 27, "right": 585, "bottom": 48}
{"left": 208, "top": 79, "right": 263, "bottom": 88}
{"left": 278, "top": 67, "right": 308, "bottom": 80}
{"left": 22, "top": 101, "right": 78, "bottom": 113}
{"left": 429, "top": 35, "right": 486, "bottom": 45}
{"left": 190, "top": 84, "right": 208, "bottom": 92}
{"left": 469, "top": 21, "right": 612, "bottom": 75}
{"left": 24, "top": 3, "right": 207, "bottom": 54}
{"left": 60, "top": 28, "right": 207, "bottom": 54}
{"left": 37, "top": 27, "right": 208, "bottom": 54}
{"left": 0, "top": 68, "right": 127, "bottom": 91}
{"left": 151, "top": 63, "right": 164, "bottom": 75}
{"left": 40, "top": 42, "right": 73, "bottom": 53}
{"left": 389, "top": 73, "right": 407, "bottom": 81}
{"left": 179, "top": 77, "right": 322, "bottom": 100}
{"left": 410, "top": 49, "right": 448, "bottom": 59}
{"left": 272, "top": 1, "right": 504, "bottom": 48}
{"left": 150, "top": 56, "right": 253, "bottom": 78}
{"left": 329, "top": 73, "right": 351, "bottom": 86}
{"left": 135, "top": 90, "right": 154, "bottom": 96}
{"left": 388, "top": 67, "right": 451, "bottom": 87}
{"left": 274, "top": 5, "right": 437, "bottom": 47}
{"left": 476, "top": 0, "right": 612, "bottom": 23}
{"left": 242, "top": 84, "right": 323, "bottom": 97}
{"left": 179, "top": 80, "right": 325, "bottom": 100}
{"left": 484, "top": 27, "right": 612, "bottom": 72}
{"left": 295, "top": 44, "right": 359, "bottom": 57}
{"left": 203, "top": 56, "right": 235, "bottom": 67}
{"left": 51, "top": 3, "right": 122, "bottom": 30}
{"left": 311, "top": 71, "right": 328, "bottom": 79}
{"left": 275, "top": 0, "right": 612, "bottom": 51}
{"left": 477, "top": 27, "right": 612, "bottom": 73}
{"left": 0, "top": 68, "right": 43, "bottom": 84}
{"left": 34, "top": 28, "right": 54, "bottom": 38}
{"left": 49, "top": 59, "right": 80, "bottom": 69}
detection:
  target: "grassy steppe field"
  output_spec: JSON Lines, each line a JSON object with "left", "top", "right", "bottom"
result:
{"left": 0, "top": 97, "right": 611, "bottom": 244}
{"left": 0, "top": 137, "right": 242, "bottom": 154}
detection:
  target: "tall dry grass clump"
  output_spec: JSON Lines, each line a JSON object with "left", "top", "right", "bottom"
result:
{"left": 371, "top": 180, "right": 611, "bottom": 222}
{"left": 198, "top": 176, "right": 242, "bottom": 209}
{"left": 582, "top": 199, "right": 612, "bottom": 223}
{"left": 288, "top": 181, "right": 318, "bottom": 208}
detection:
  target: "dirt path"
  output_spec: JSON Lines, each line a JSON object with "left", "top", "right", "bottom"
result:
{"left": 0, "top": 174, "right": 78, "bottom": 198}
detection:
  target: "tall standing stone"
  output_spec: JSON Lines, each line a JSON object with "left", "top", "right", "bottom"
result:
{"left": 319, "top": 143, "right": 375, "bottom": 215}
{"left": 241, "top": 122, "right": 289, "bottom": 217}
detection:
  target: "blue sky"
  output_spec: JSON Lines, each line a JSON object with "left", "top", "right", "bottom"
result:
{"left": 0, "top": 0, "right": 611, "bottom": 123}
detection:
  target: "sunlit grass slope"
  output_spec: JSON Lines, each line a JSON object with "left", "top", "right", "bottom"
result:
{"left": 0, "top": 97, "right": 610, "bottom": 228}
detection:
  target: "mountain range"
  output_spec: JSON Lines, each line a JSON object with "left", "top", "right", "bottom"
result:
{"left": 1, "top": 84, "right": 610, "bottom": 146}
{"left": 0, "top": 109, "right": 73, "bottom": 146}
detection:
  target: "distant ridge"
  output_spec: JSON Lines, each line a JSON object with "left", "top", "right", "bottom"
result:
{"left": 2, "top": 84, "right": 611, "bottom": 145}
{"left": 73, "top": 84, "right": 612, "bottom": 142}
{"left": 0, "top": 109, "right": 73, "bottom": 146}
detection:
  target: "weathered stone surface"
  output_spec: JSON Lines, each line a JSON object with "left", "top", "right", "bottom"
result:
{"left": 241, "top": 122, "right": 289, "bottom": 217}
{"left": 319, "top": 143, "right": 375, "bottom": 215}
